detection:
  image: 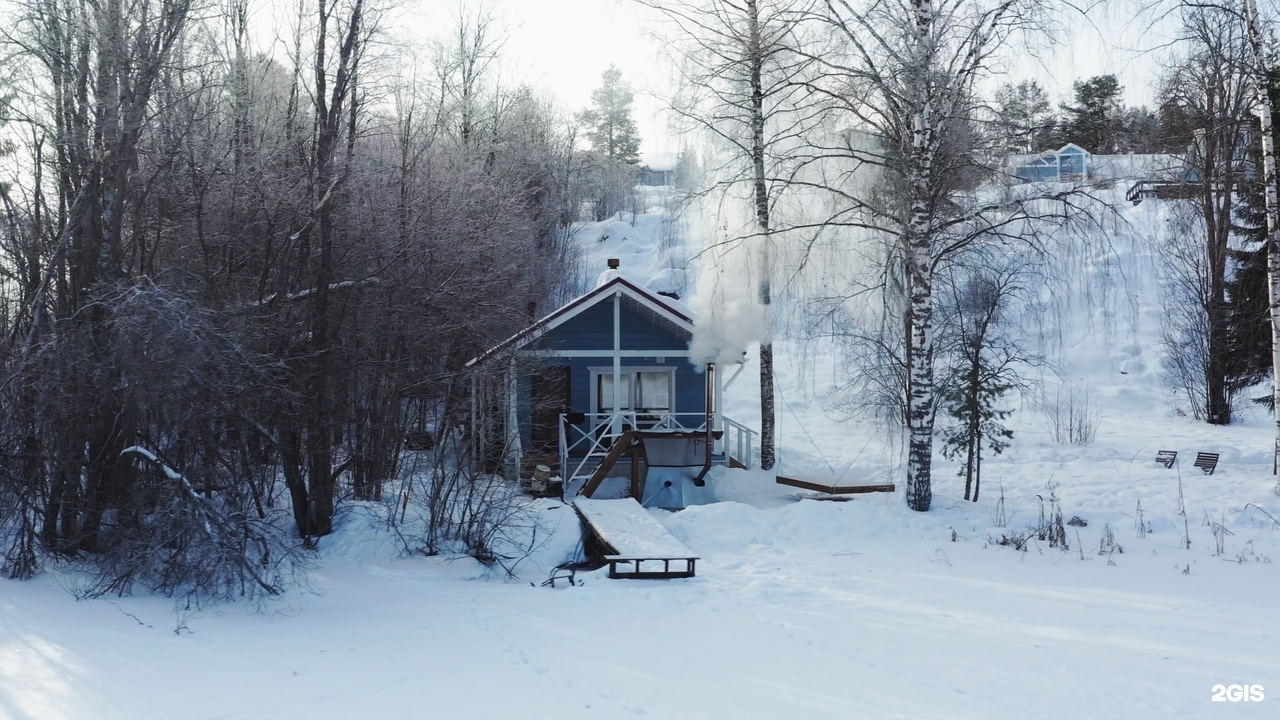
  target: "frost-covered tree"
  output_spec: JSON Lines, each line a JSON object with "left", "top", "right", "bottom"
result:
{"left": 802, "top": 0, "right": 1075, "bottom": 511}
{"left": 0, "top": 0, "right": 586, "bottom": 591}
{"left": 637, "top": 0, "right": 822, "bottom": 471}
{"left": 434, "top": 0, "right": 506, "bottom": 146}
{"left": 580, "top": 65, "right": 642, "bottom": 165}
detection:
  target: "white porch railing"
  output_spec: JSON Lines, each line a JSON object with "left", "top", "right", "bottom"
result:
{"left": 557, "top": 412, "right": 757, "bottom": 486}
{"left": 722, "top": 417, "right": 757, "bottom": 469}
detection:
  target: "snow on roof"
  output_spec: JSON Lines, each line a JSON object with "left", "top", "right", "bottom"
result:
{"left": 594, "top": 268, "right": 694, "bottom": 319}
{"left": 641, "top": 152, "right": 679, "bottom": 172}
{"left": 573, "top": 498, "right": 697, "bottom": 559}
{"left": 1090, "top": 153, "right": 1183, "bottom": 180}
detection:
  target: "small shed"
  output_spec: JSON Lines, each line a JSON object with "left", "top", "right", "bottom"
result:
{"left": 1011, "top": 143, "right": 1091, "bottom": 183}
{"left": 639, "top": 152, "right": 678, "bottom": 186}
{"left": 466, "top": 263, "right": 754, "bottom": 502}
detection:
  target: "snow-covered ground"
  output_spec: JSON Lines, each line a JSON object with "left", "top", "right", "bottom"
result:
{"left": 3, "top": 188, "right": 1279, "bottom": 719}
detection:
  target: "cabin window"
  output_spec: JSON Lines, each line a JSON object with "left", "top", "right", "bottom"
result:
{"left": 635, "top": 372, "right": 671, "bottom": 412}
{"left": 597, "top": 373, "right": 632, "bottom": 411}
{"left": 594, "top": 368, "right": 674, "bottom": 415}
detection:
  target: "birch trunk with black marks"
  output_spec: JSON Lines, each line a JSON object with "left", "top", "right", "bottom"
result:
{"left": 746, "top": 0, "right": 777, "bottom": 471}
{"left": 1243, "top": 0, "right": 1280, "bottom": 488}
{"left": 904, "top": 0, "right": 938, "bottom": 512}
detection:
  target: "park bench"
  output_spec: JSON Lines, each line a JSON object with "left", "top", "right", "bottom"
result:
{"left": 1193, "top": 452, "right": 1220, "bottom": 475}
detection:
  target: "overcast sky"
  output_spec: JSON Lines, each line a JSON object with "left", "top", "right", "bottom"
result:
{"left": 389, "top": 0, "right": 1235, "bottom": 159}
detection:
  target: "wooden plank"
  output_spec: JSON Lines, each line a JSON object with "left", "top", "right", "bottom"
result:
{"left": 776, "top": 475, "right": 896, "bottom": 495}
{"left": 578, "top": 431, "right": 640, "bottom": 498}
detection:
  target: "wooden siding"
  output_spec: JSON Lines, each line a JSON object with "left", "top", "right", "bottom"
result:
{"left": 511, "top": 286, "right": 706, "bottom": 451}
{"left": 529, "top": 297, "right": 689, "bottom": 352}
{"left": 516, "top": 356, "right": 708, "bottom": 448}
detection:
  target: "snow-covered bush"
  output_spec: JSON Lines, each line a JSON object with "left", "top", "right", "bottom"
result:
{"left": 0, "top": 280, "right": 305, "bottom": 601}
{"left": 398, "top": 431, "right": 544, "bottom": 575}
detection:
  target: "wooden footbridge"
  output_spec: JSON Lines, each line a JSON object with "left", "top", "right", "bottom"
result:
{"left": 573, "top": 498, "right": 699, "bottom": 579}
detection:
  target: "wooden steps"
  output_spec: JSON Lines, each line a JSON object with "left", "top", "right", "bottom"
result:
{"left": 577, "top": 431, "right": 643, "bottom": 499}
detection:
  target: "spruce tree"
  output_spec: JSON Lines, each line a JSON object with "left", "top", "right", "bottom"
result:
{"left": 1229, "top": 69, "right": 1280, "bottom": 403}
{"left": 938, "top": 271, "right": 1023, "bottom": 503}
{"left": 940, "top": 362, "right": 1014, "bottom": 503}
{"left": 580, "top": 65, "right": 642, "bottom": 165}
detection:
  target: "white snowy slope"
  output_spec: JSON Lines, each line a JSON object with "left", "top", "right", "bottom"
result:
{"left": 2, "top": 187, "right": 1279, "bottom": 719}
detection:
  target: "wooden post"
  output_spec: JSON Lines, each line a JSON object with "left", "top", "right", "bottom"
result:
{"left": 612, "top": 291, "right": 622, "bottom": 438}
{"left": 504, "top": 357, "right": 521, "bottom": 480}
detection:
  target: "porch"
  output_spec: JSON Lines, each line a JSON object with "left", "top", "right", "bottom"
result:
{"left": 556, "top": 411, "right": 756, "bottom": 503}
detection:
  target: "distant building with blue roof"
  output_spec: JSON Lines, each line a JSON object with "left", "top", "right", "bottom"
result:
{"left": 1010, "top": 143, "right": 1092, "bottom": 183}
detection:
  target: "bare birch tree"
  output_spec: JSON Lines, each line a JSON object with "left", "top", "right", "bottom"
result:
{"left": 801, "top": 1, "right": 1072, "bottom": 511}
{"left": 1241, "top": 0, "right": 1280, "bottom": 487}
{"left": 1158, "top": 3, "right": 1256, "bottom": 423}
{"left": 637, "top": 0, "right": 824, "bottom": 470}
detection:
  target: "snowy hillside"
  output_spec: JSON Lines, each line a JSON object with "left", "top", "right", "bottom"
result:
{"left": 3, "top": 187, "right": 1280, "bottom": 719}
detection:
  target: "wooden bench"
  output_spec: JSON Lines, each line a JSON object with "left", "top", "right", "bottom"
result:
{"left": 1155, "top": 450, "right": 1177, "bottom": 468}
{"left": 1193, "top": 452, "right": 1220, "bottom": 475}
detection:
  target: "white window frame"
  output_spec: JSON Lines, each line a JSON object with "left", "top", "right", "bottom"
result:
{"left": 588, "top": 366, "right": 677, "bottom": 431}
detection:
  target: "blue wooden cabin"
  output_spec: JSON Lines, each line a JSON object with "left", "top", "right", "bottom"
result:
{"left": 1012, "top": 143, "right": 1091, "bottom": 183}
{"left": 466, "top": 266, "right": 754, "bottom": 501}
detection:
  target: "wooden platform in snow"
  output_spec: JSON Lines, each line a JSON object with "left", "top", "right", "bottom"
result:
{"left": 776, "top": 475, "right": 897, "bottom": 495}
{"left": 572, "top": 498, "right": 698, "bottom": 579}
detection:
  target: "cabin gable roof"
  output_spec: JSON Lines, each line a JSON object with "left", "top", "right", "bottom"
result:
{"left": 465, "top": 276, "right": 694, "bottom": 367}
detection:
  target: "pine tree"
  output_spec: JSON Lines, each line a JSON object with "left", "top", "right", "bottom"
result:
{"left": 993, "top": 80, "right": 1057, "bottom": 153}
{"left": 580, "top": 65, "right": 641, "bottom": 165}
{"left": 1060, "top": 75, "right": 1124, "bottom": 153}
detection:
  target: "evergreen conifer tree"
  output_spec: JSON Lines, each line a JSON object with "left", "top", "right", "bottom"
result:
{"left": 993, "top": 80, "right": 1057, "bottom": 153}
{"left": 1230, "top": 70, "right": 1280, "bottom": 404}
{"left": 580, "top": 65, "right": 642, "bottom": 165}
{"left": 940, "top": 363, "right": 1014, "bottom": 503}
{"left": 1060, "top": 75, "right": 1124, "bottom": 152}
{"left": 938, "top": 271, "right": 1023, "bottom": 502}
